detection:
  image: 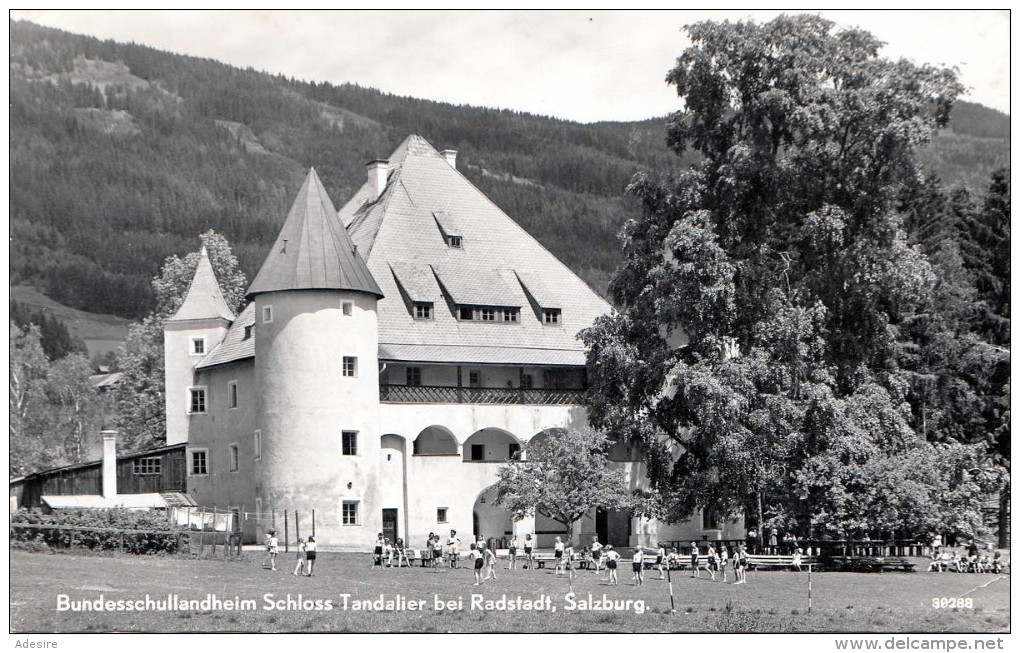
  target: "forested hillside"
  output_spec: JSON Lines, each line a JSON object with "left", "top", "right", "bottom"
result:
{"left": 9, "top": 19, "right": 1011, "bottom": 320}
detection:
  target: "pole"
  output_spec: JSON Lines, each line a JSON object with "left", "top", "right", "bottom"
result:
{"left": 808, "top": 563, "right": 813, "bottom": 614}
{"left": 667, "top": 565, "right": 676, "bottom": 613}
{"left": 284, "top": 510, "right": 289, "bottom": 554}
{"left": 312, "top": 509, "right": 315, "bottom": 537}
{"left": 295, "top": 510, "right": 300, "bottom": 544}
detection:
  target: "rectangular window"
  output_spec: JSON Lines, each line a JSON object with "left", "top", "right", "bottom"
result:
{"left": 702, "top": 508, "right": 719, "bottom": 530}
{"left": 459, "top": 306, "right": 474, "bottom": 320}
{"left": 413, "top": 303, "right": 433, "bottom": 320}
{"left": 508, "top": 443, "right": 521, "bottom": 460}
{"left": 227, "top": 381, "right": 238, "bottom": 409}
{"left": 406, "top": 367, "right": 422, "bottom": 386}
{"left": 229, "top": 444, "right": 239, "bottom": 472}
{"left": 543, "top": 309, "right": 561, "bottom": 325}
{"left": 437, "top": 507, "right": 448, "bottom": 523}
{"left": 132, "top": 457, "right": 161, "bottom": 475}
{"left": 471, "top": 444, "right": 485, "bottom": 461}
{"left": 190, "top": 449, "right": 208, "bottom": 476}
{"left": 342, "top": 356, "right": 358, "bottom": 377}
{"left": 262, "top": 305, "right": 273, "bottom": 323}
{"left": 480, "top": 308, "right": 496, "bottom": 322}
{"left": 502, "top": 308, "right": 518, "bottom": 323}
{"left": 448, "top": 235, "right": 462, "bottom": 249}
{"left": 469, "top": 371, "right": 481, "bottom": 388}
{"left": 243, "top": 324, "right": 254, "bottom": 340}
{"left": 342, "top": 301, "right": 353, "bottom": 316}
{"left": 342, "top": 501, "right": 359, "bottom": 525}
{"left": 342, "top": 430, "right": 358, "bottom": 456}
{"left": 253, "top": 430, "right": 262, "bottom": 462}
{"left": 188, "top": 387, "right": 207, "bottom": 414}
{"left": 191, "top": 337, "right": 205, "bottom": 355}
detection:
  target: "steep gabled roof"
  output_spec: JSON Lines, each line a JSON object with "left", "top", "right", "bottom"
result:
{"left": 168, "top": 245, "right": 235, "bottom": 322}
{"left": 247, "top": 168, "right": 383, "bottom": 299}
{"left": 338, "top": 135, "right": 612, "bottom": 364}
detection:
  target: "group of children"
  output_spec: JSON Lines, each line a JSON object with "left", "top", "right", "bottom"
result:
{"left": 686, "top": 541, "right": 750, "bottom": 584}
{"left": 928, "top": 548, "right": 1004, "bottom": 574}
{"left": 260, "top": 529, "right": 317, "bottom": 576}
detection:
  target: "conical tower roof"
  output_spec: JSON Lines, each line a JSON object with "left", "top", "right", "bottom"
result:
{"left": 169, "top": 245, "right": 235, "bottom": 322}
{"left": 246, "top": 168, "right": 383, "bottom": 299}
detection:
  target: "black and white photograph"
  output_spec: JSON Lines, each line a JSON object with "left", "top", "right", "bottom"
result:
{"left": 6, "top": 7, "right": 1012, "bottom": 644}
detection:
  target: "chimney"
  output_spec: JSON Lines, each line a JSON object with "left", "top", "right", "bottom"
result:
{"left": 101, "top": 430, "right": 118, "bottom": 501}
{"left": 439, "top": 149, "right": 458, "bottom": 169}
{"left": 367, "top": 159, "right": 389, "bottom": 201}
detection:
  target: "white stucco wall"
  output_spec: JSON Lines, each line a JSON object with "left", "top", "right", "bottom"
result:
{"left": 164, "top": 319, "right": 230, "bottom": 446}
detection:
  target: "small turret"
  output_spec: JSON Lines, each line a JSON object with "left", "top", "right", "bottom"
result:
{"left": 164, "top": 245, "right": 234, "bottom": 445}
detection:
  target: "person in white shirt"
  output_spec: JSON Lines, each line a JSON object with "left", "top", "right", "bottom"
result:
{"left": 293, "top": 537, "right": 307, "bottom": 576}
{"left": 590, "top": 536, "right": 604, "bottom": 575}
{"left": 720, "top": 546, "right": 730, "bottom": 583}
{"left": 523, "top": 534, "right": 535, "bottom": 570}
{"left": 706, "top": 544, "right": 717, "bottom": 581}
{"left": 447, "top": 530, "right": 461, "bottom": 569}
{"left": 564, "top": 542, "right": 577, "bottom": 587}
{"left": 632, "top": 548, "right": 644, "bottom": 586}
{"left": 305, "top": 536, "right": 317, "bottom": 576}
{"left": 690, "top": 541, "right": 701, "bottom": 579}
{"left": 507, "top": 535, "right": 518, "bottom": 571}
{"left": 792, "top": 547, "right": 803, "bottom": 572}
{"left": 656, "top": 545, "right": 667, "bottom": 579}
{"left": 373, "top": 533, "right": 384, "bottom": 569}
{"left": 470, "top": 543, "right": 484, "bottom": 586}
{"left": 604, "top": 545, "right": 621, "bottom": 586}
{"left": 483, "top": 543, "right": 498, "bottom": 581}
{"left": 262, "top": 530, "right": 278, "bottom": 571}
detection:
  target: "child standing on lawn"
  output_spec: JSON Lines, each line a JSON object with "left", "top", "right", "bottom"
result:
{"left": 720, "top": 546, "right": 730, "bottom": 582}
{"left": 293, "top": 537, "right": 307, "bottom": 576}
{"left": 590, "top": 536, "right": 603, "bottom": 575}
{"left": 604, "top": 545, "right": 620, "bottom": 586}
{"left": 656, "top": 544, "right": 666, "bottom": 580}
{"left": 483, "top": 543, "right": 498, "bottom": 580}
{"left": 690, "top": 541, "right": 701, "bottom": 579}
{"left": 632, "top": 548, "right": 644, "bottom": 586}
{"left": 564, "top": 542, "right": 577, "bottom": 588}
{"left": 507, "top": 535, "right": 518, "bottom": 570}
{"left": 263, "top": 529, "right": 279, "bottom": 571}
{"left": 706, "top": 544, "right": 717, "bottom": 580}
{"left": 524, "top": 534, "right": 534, "bottom": 570}
{"left": 554, "top": 536, "right": 565, "bottom": 575}
{"left": 373, "top": 533, "right": 384, "bottom": 568}
{"left": 305, "top": 536, "right": 317, "bottom": 576}
{"left": 470, "top": 543, "right": 484, "bottom": 586}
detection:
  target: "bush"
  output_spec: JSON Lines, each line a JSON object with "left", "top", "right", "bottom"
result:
{"left": 10, "top": 508, "right": 189, "bottom": 554}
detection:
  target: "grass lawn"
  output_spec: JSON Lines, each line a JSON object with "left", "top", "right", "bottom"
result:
{"left": 9, "top": 549, "right": 1009, "bottom": 633}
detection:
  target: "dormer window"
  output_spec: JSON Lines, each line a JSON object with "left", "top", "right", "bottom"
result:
{"left": 457, "top": 305, "right": 521, "bottom": 323}
{"left": 480, "top": 308, "right": 496, "bottom": 322}
{"left": 543, "top": 309, "right": 561, "bottom": 325}
{"left": 459, "top": 306, "right": 474, "bottom": 321}
{"left": 413, "top": 303, "right": 433, "bottom": 320}
{"left": 243, "top": 324, "right": 254, "bottom": 340}
{"left": 502, "top": 308, "right": 518, "bottom": 323}
{"left": 433, "top": 210, "right": 463, "bottom": 249}
{"left": 448, "top": 235, "right": 463, "bottom": 249}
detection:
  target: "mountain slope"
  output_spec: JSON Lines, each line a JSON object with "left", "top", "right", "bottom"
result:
{"left": 9, "top": 19, "right": 1010, "bottom": 320}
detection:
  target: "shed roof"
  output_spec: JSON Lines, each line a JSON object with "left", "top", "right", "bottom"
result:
{"left": 195, "top": 303, "right": 256, "bottom": 370}
{"left": 247, "top": 168, "right": 383, "bottom": 299}
{"left": 41, "top": 493, "right": 170, "bottom": 510}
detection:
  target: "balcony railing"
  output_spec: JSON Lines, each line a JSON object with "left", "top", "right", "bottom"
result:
{"left": 379, "top": 384, "right": 583, "bottom": 405}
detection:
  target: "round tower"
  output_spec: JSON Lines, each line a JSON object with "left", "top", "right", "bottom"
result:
{"left": 247, "top": 168, "right": 385, "bottom": 546}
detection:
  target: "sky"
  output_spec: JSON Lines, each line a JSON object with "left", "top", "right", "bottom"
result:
{"left": 11, "top": 9, "right": 1011, "bottom": 123}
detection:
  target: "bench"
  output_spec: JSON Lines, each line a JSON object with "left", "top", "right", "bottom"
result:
{"left": 747, "top": 555, "right": 820, "bottom": 571}
{"left": 829, "top": 556, "right": 916, "bottom": 572}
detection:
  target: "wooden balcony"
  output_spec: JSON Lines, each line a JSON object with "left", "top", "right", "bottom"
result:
{"left": 379, "top": 384, "right": 583, "bottom": 405}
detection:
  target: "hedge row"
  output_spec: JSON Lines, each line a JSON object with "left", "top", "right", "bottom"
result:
{"left": 11, "top": 508, "right": 189, "bottom": 555}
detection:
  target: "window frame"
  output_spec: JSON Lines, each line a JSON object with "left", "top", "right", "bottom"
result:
{"left": 480, "top": 308, "right": 496, "bottom": 322}
{"left": 188, "top": 448, "right": 209, "bottom": 476}
{"left": 448, "top": 235, "right": 463, "bottom": 249}
{"left": 406, "top": 366, "right": 422, "bottom": 387}
{"left": 543, "top": 308, "right": 562, "bottom": 325}
{"left": 187, "top": 386, "right": 208, "bottom": 415}
{"left": 262, "top": 305, "right": 274, "bottom": 323}
{"left": 228, "top": 443, "right": 240, "bottom": 473}
{"left": 458, "top": 306, "right": 474, "bottom": 321}
{"left": 341, "top": 500, "right": 359, "bottom": 526}
{"left": 227, "top": 380, "right": 238, "bottom": 409}
{"left": 190, "top": 337, "right": 206, "bottom": 356}
{"left": 437, "top": 507, "right": 448, "bottom": 523}
{"left": 342, "top": 301, "right": 354, "bottom": 316}
{"left": 341, "top": 430, "right": 359, "bottom": 456}
{"left": 253, "top": 429, "right": 262, "bottom": 462}
{"left": 413, "top": 302, "right": 434, "bottom": 320}
{"left": 132, "top": 457, "right": 162, "bottom": 476}
{"left": 502, "top": 308, "right": 518, "bottom": 323}
{"left": 468, "top": 370, "right": 481, "bottom": 388}
{"left": 342, "top": 356, "right": 358, "bottom": 378}
{"left": 243, "top": 324, "right": 254, "bottom": 340}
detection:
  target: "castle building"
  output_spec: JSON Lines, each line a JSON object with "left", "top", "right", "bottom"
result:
{"left": 165, "top": 134, "right": 743, "bottom": 549}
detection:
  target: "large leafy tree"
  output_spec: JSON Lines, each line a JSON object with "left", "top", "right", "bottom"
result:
{"left": 10, "top": 323, "right": 54, "bottom": 475}
{"left": 582, "top": 15, "right": 1001, "bottom": 540}
{"left": 115, "top": 230, "right": 247, "bottom": 451}
{"left": 493, "top": 429, "right": 633, "bottom": 544}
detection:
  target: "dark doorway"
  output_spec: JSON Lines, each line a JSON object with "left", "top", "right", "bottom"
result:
{"left": 597, "top": 508, "right": 631, "bottom": 547}
{"left": 382, "top": 509, "right": 398, "bottom": 544}
{"left": 471, "top": 444, "right": 485, "bottom": 461}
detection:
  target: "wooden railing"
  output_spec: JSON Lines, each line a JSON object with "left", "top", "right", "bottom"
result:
{"left": 379, "top": 384, "right": 583, "bottom": 405}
